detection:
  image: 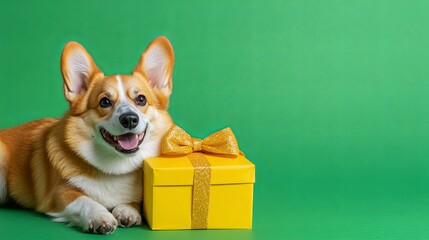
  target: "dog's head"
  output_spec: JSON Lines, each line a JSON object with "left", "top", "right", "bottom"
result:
{"left": 60, "top": 37, "right": 174, "bottom": 175}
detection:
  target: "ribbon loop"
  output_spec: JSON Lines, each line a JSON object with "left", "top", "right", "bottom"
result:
{"left": 161, "top": 125, "right": 240, "bottom": 157}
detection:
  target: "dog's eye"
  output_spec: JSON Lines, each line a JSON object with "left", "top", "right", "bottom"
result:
{"left": 99, "top": 97, "right": 112, "bottom": 108}
{"left": 135, "top": 95, "right": 147, "bottom": 106}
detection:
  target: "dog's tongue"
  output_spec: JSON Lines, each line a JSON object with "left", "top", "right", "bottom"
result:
{"left": 117, "top": 133, "right": 139, "bottom": 150}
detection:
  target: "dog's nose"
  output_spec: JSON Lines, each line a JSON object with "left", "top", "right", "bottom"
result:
{"left": 119, "top": 113, "right": 139, "bottom": 130}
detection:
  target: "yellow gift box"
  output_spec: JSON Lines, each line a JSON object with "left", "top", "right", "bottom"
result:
{"left": 143, "top": 125, "right": 255, "bottom": 230}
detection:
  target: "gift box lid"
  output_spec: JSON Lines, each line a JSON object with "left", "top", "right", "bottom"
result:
{"left": 144, "top": 154, "right": 255, "bottom": 186}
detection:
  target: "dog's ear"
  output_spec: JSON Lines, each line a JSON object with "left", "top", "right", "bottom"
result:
{"left": 61, "top": 42, "right": 102, "bottom": 103}
{"left": 133, "top": 37, "right": 174, "bottom": 109}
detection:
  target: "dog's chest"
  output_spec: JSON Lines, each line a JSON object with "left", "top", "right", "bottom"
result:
{"left": 68, "top": 172, "right": 142, "bottom": 209}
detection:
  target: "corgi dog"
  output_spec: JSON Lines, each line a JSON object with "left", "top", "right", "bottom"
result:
{"left": 0, "top": 37, "right": 174, "bottom": 234}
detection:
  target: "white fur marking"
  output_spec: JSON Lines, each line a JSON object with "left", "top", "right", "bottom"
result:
{"left": 68, "top": 174, "right": 142, "bottom": 209}
{"left": 116, "top": 75, "right": 127, "bottom": 101}
{"left": 112, "top": 204, "right": 142, "bottom": 227}
{"left": 48, "top": 196, "right": 117, "bottom": 232}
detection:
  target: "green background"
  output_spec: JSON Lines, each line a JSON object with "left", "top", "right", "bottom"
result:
{"left": 1, "top": 0, "right": 429, "bottom": 239}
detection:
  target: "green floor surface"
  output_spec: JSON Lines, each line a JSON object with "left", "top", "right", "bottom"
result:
{"left": 2, "top": 177, "right": 429, "bottom": 240}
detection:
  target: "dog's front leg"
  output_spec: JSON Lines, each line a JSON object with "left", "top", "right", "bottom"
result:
{"left": 112, "top": 202, "right": 142, "bottom": 227}
{"left": 48, "top": 186, "right": 118, "bottom": 234}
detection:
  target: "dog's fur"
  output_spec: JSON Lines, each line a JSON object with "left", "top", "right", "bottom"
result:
{"left": 0, "top": 37, "right": 174, "bottom": 234}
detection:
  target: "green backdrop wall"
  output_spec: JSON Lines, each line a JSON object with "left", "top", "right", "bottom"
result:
{"left": 1, "top": 1, "right": 429, "bottom": 239}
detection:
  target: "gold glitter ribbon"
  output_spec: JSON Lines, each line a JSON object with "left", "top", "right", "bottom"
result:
{"left": 187, "top": 152, "right": 211, "bottom": 229}
{"left": 161, "top": 125, "right": 240, "bottom": 229}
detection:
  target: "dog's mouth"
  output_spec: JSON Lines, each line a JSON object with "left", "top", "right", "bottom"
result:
{"left": 99, "top": 127, "right": 147, "bottom": 154}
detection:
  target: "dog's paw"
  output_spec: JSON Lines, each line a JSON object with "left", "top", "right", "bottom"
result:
{"left": 86, "top": 210, "right": 118, "bottom": 234}
{"left": 112, "top": 204, "right": 142, "bottom": 228}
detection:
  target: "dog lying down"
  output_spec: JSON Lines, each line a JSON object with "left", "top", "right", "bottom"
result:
{"left": 0, "top": 37, "right": 175, "bottom": 234}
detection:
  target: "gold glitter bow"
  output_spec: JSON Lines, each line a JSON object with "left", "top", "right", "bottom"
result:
{"left": 160, "top": 125, "right": 241, "bottom": 229}
{"left": 161, "top": 125, "right": 240, "bottom": 157}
